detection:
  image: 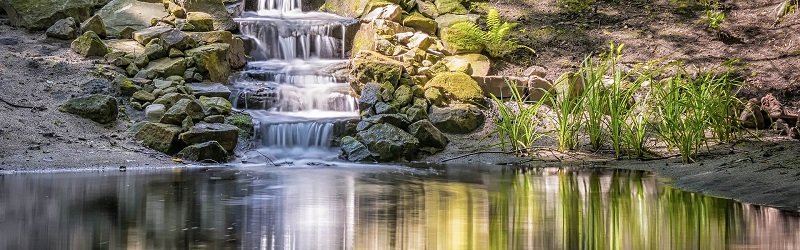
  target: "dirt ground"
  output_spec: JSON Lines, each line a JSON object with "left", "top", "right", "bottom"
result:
{"left": 2, "top": 0, "right": 800, "bottom": 211}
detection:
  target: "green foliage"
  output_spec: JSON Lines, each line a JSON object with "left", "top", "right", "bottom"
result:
{"left": 488, "top": 79, "right": 549, "bottom": 154}
{"left": 550, "top": 72, "right": 585, "bottom": 152}
{"left": 443, "top": 21, "right": 486, "bottom": 52}
{"left": 700, "top": 10, "right": 725, "bottom": 30}
{"left": 483, "top": 8, "right": 535, "bottom": 58}
{"left": 775, "top": 0, "right": 799, "bottom": 23}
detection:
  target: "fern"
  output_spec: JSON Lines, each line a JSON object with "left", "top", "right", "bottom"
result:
{"left": 483, "top": 7, "right": 535, "bottom": 58}
{"left": 443, "top": 21, "right": 486, "bottom": 52}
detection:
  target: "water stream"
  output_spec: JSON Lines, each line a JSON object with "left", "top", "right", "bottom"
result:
{"left": 232, "top": 1, "right": 358, "bottom": 161}
{"left": 1, "top": 166, "right": 799, "bottom": 249}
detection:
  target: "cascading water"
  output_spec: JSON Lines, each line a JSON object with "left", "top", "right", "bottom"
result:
{"left": 233, "top": 2, "right": 358, "bottom": 161}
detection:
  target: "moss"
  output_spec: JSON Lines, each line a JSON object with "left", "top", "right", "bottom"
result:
{"left": 402, "top": 12, "right": 438, "bottom": 35}
{"left": 441, "top": 21, "right": 485, "bottom": 54}
{"left": 424, "top": 72, "right": 484, "bottom": 105}
{"left": 225, "top": 112, "right": 254, "bottom": 137}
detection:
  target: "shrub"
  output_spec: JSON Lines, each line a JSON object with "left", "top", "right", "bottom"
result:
{"left": 483, "top": 8, "right": 535, "bottom": 58}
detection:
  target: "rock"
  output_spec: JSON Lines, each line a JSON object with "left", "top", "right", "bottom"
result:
{"left": 203, "top": 115, "right": 225, "bottom": 123}
{"left": 185, "top": 43, "right": 231, "bottom": 82}
{"left": 144, "top": 42, "right": 168, "bottom": 60}
{"left": 392, "top": 84, "right": 414, "bottom": 107}
{"left": 402, "top": 13, "right": 437, "bottom": 35}
{"left": 145, "top": 103, "right": 166, "bottom": 122}
{"left": 407, "top": 32, "right": 433, "bottom": 50}
{"left": 176, "top": 141, "right": 229, "bottom": 162}
{"left": 429, "top": 103, "right": 484, "bottom": 133}
{"left": 179, "top": 123, "right": 239, "bottom": 151}
{"left": 159, "top": 29, "right": 196, "bottom": 51}
{"left": 198, "top": 96, "right": 232, "bottom": 115}
{"left": 132, "top": 26, "right": 173, "bottom": 46}
{"left": 143, "top": 57, "right": 187, "bottom": 78}
{"left": 526, "top": 75, "right": 553, "bottom": 103}
{"left": 135, "top": 122, "right": 184, "bottom": 154}
{"left": 435, "top": 14, "right": 479, "bottom": 32}
{"left": 424, "top": 87, "right": 446, "bottom": 107}
{"left": 359, "top": 82, "right": 381, "bottom": 111}
{"left": 181, "top": 0, "right": 236, "bottom": 31}
{"left": 394, "top": 32, "right": 414, "bottom": 43}
{"left": 185, "top": 12, "right": 215, "bottom": 32}
{"left": 71, "top": 31, "right": 108, "bottom": 57}
{"left": 105, "top": 52, "right": 131, "bottom": 66}
{"left": 357, "top": 123, "right": 419, "bottom": 161}
{"left": 443, "top": 54, "right": 490, "bottom": 76}
{"left": 0, "top": 0, "right": 94, "bottom": 30}
{"left": 153, "top": 93, "right": 192, "bottom": 109}
{"left": 168, "top": 48, "right": 184, "bottom": 58}
{"left": 443, "top": 57, "right": 471, "bottom": 74}
{"left": 316, "top": 0, "right": 370, "bottom": 18}
{"left": 523, "top": 65, "right": 547, "bottom": 78}
{"left": 80, "top": 15, "right": 106, "bottom": 38}
{"left": 361, "top": 4, "right": 402, "bottom": 23}
{"left": 761, "top": 93, "right": 784, "bottom": 119}
{"left": 96, "top": 0, "right": 169, "bottom": 37}
{"left": 434, "top": 0, "right": 467, "bottom": 15}
{"left": 374, "top": 102, "right": 397, "bottom": 114}
{"left": 363, "top": 114, "right": 411, "bottom": 129}
{"left": 185, "top": 83, "right": 230, "bottom": 99}
{"left": 126, "top": 63, "right": 140, "bottom": 76}
{"left": 340, "top": 136, "right": 371, "bottom": 161}
{"left": 132, "top": 90, "right": 156, "bottom": 102}
{"left": 228, "top": 36, "right": 247, "bottom": 69}
{"left": 416, "top": 0, "right": 439, "bottom": 18}
{"left": 349, "top": 50, "right": 403, "bottom": 93}
{"left": 407, "top": 119, "right": 448, "bottom": 151}
{"left": 45, "top": 17, "right": 78, "bottom": 40}
{"left": 471, "top": 76, "right": 527, "bottom": 99}
{"left": 740, "top": 98, "right": 765, "bottom": 129}
{"left": 371, "top": 19, "right": 415, "bottom": 36}
{"left": 82, "top": 78, "right": 112, "bottom": 95}
{"left": 554, "top": 72, "right": 585, "bottom": 103}
{"left": 113, "top": 75, "right": 139, "bottom": 96}
{"left": 774, "top": 119, "right": 791, "bottom": 136}
{"left": 424, "top": 72, "right": 484, "bottom": 105}
{"left": 161, "top": 99, "right": 206, "bottom": 125}
{"left": 405, "top": 106, "right": 428, "bottom": 122}
{"left": 59, "top": 94, "right": 119, "bottom": 124}
{"left": 187, "top": 30, "right": 232, "bottom": 44}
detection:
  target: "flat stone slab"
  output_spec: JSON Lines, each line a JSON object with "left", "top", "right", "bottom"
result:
{"left": 187, "top": 83, "right": 231, "bottom": 99}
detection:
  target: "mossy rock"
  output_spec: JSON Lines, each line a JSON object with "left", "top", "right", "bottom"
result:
{"left": 434, "top": 0, "right": 467, "bottom": 15}
{"left": 225, "top": 111, "right": 254, "bottom": 137}
{"left": 357, "top": 123, "right": 419, "bottom": 161}
{"left": 135, "top": 122, "right": 185, "bottom": 154}
{"left": 185, "top": 43, "right": 231, "bottom": 83}
{"left": 424, "top": 72, "right": 484, "bottom": 105}
{"left": 1, "top": 0, "right": 94, "bottom": 30}
{"left": 428, "top": 103, "right": 484, "bottom": 134}
{"left": 59, "top": 94, "right": 119, "bottom": 124}
{"left": 402, "top": 12, "right": 437, "bottom": 35}
{"left": 71, "top": 31, "right": 109, "bottom": 57}
{"left": 349, "top": 50, "right": 404, "bottom": 93}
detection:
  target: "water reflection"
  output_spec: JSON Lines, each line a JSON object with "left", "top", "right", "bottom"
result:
{"left": 0, "top": 165, "right": 799, "bottom": 249}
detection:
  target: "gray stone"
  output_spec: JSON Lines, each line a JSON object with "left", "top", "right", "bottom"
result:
{"left": 176, "top": 141, "right": 229, "bottom": 163}
{"left": 185, "top": 12, "right": 215, "bottom": 32}
{"left": 132, "top": 90, "right": 156, "bottom": 102}
{"left": 135, "top": 122, "right": 184, "bottom": 154}
{"left": 145, "top": 103, "right": 166, "bottom": 122}
{"left": 144, "top": 42, "right": 168, "bottom": 60}
{"left": 363, "top": 114, "right": 410, "bottom": 129}
{"left": 160, "top": 99, "right": 206, "bottom": 125}
{"left": 0, "top": 0, "right": 94, "bottom": 30}
{"left": 80, "top": 15, "right": 106, "bottom": 38}
{"left": 153, "top": 93, "right": 192, "bottom": 109}
{"left": 46, "top": 17, "right": 78, "bottom": 40}
{"left": 203, "top": 115, "right": 225, "bottom": 123}
{"left": 81, "top": 78, "right": 112, "bottom": 95}
{"left": 159, "top": 29, "right": 196, "bottom": 50}
{"left": 185, "top": 43, "right": 231, "bottom": 82}
{"left": 428, "top": 103, "right": 484, "bottom": 133}
{"left": 71, "top": 31, "right": 108, "bottom": 57}
{"left": 357, "top": 123, "right": 419, "bottom": 161}
{"left": 179, "top": 123, "right": 239, "bottom": 151}
{"left": 181, "top": 0, "right": 236, "bottom": 31}
{"left": 96, "top": 0, "right": 169, "bottom": 37}
{"left": 228, "top": 36, "right": 247, "bottom": 69}
{"left": 405, "top": 106, "right": 428, "bottom": 122}
{"left": 340, "top": 136, "right": 371, "bottom": 161}
{"left": 374, "top": 102, "right": 397, "bottom": 114}
{"left": 407, "top": 119, "right": 448, "bottom": 152}
{"left": 132, "top": 26, "right": 173, "bottom": 45}
{"left": 186, "top": 83, "right": 231, "bottom": 99}
{"left": 143, "top": 57, "right": 187, "bottom": 78}
{"left": 198, "top": 96, "right": 232, "bottom": 115}
{"left": 59, "top": 94, "right": 118, "bottom": 124}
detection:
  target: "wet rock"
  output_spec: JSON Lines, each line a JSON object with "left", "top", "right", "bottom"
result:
{"left": 97, "top": 0, "right": 169, "bottom": 37}
{"left": 228, "top": 36, "right": 247, "bottom": 69}
{"left": 429, "top": 103, "right": 484, "bottom": 133}
{"left": 407, "top": 119, "right": 448, "bottom": 152}
{"left": 132, "top": 26, "right": 173, "bottom": 45}
{"left": 185, "top": 43, "right": 231, "bottom": 83}
{"left": 135, "top": 122, "right": 184, "bottom": 154}
{"left": 145, "top": 103, "right": 166, "bottom": 122}
{"left": 179, "top": 123, "right": 239, "bottom": 151}
{"left": 357, "top": 123, "right": 419, "bottom": 161}
{"left": 425, "top": 72, "right": 484, "bottom": 105}
{"left": 186, "top": 82, "right": 231, "bottom": 99}
{"left": 71, "top": 31, "right": 108, "bottom": 57}
{"left": 160, "top": 99, "right": 206, "bottom": 125}
{"left": 198, "top": 96, "right": 232, "bottom": 115}
{"left": 79, "top": 15, "right": 106, "bottom": 38}
{"left": 59, "top": 94, "right": 118, "bottom": 124}
{"left": 761, "top": 93, "right": 784, "bottom": 119}
{"left": 740, "top": 98, "right": 766, "bottom": 129}
{"left": 176, "top": 141, "right": 229, "bottom": 163}
{"left": 45, "top": 17, "right": 78, "bottom": 40}
{"left": 340, "top": 136, "right": 371, "bottom": 161}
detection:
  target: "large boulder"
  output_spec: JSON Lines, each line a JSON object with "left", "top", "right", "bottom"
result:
{"left": 59, "top": 94, "right": 119, "bottom": 124}
{"left": 179, "top": 0, "right": 236, "bottom": 31}
{"left": 340, "top": 136, "right": 371, "bottom": 161}
{"left": 357, "top": 123, "right": 419, "bottom": 161}
{"left": 176, "top": 141, "right": 228, "bottom": 162}
{"left": 349, "top": 50, "right": 403, "bottom": 93}
{"left": 407, "top": 119, "right": 448, "bottom": 152}
{"left": 186, "top": 12, "right": 215, "bottom": 32}
{"left": 96, "top": 0, "right": 169, "bottom": 38}
{"left": 135, "top": 122, "right": 184, "bottom": 154}
{"left": 143, "top": 57, "right": 187, "bottom": 78}
{"left": 179, "top": 123, "right": 239, "bottom": 151}
{"left": 428, "top": 103, "right": 484, "bottom": 133}
{"left": 160, "top": 98, "right": 206, "bottom": 125}
{"left": 0, "top": 0, "right": 94, "bottom": 30}
{"left": 424, "top": 72, "right": 484, "bottom": 105}
{"left": 46, "top": 17, "right": 78, "bottom": 40}
{"left": 227, "top": 36, "right": 247, "bottom": 69}
{"left": 185, "top": 43, "right": 231, "bottom": 82}
{"left": 71, "top": 31, "right": 109, "bottom": 57}
{"left": 80, "top": 15, "right": 106, "bottom": 38}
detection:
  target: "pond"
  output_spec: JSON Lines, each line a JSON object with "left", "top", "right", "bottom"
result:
{"left": 1, "top": 164, "right": 799, "bottom": 249}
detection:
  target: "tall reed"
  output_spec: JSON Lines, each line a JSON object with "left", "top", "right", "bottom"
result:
{"left": 489, "top": 79, "right": 549, "bottom": 154}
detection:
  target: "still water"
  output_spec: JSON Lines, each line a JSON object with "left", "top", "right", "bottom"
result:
{"left": 1, "top": 164, "right": 799, "bottom": 249}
